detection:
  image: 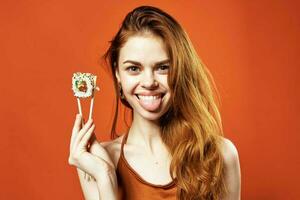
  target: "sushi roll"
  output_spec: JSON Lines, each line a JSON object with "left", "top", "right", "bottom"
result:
{"left": 71, "top": 72, "right": 99, "bottom": 182}
{"left": 72, "top": 72, "right": 98, "bottom": 98}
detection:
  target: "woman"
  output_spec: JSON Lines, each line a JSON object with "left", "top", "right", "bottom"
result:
{"left": 68, "top": 5, "right": 241, "bottom": 200}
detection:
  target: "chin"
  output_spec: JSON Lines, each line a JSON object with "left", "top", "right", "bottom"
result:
{"left": 134, "top": 109, "right": 165, "bottom": 122}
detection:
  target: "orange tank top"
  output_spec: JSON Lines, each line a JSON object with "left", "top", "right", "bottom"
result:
{"left": 116, "top": 132, "right": 177, "bottom": 200}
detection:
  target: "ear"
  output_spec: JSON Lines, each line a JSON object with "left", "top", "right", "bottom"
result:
{"left": 115, "top": 67, "right": 120, "bottom": 83}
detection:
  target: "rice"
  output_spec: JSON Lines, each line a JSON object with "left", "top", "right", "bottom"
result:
{"left": 72, "top": 72, "right": 97, "bottom": 98}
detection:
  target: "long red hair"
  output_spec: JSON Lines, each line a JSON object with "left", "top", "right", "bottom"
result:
{"left": 102, "top": 5, "right": 227, "bottom": 199}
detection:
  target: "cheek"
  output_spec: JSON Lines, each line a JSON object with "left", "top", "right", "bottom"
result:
{"left": 120, "top": 76, "right": 139, "bottom": 93}
{"left": 157, "top": 75, "right": 169, "bottom": 89}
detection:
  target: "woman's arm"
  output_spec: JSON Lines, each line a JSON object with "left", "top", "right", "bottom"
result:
{"left": 69, "top": 115, "right": 119, "bottom": 200}
{"left": 95, "top": 171, "right": 118, "bottom": 200}
{"left": 76, "top": 140, "right": 118, "bottom": 200}
{"left": 76, "top": 167, "right": 118, "bottom": 200}
{"left": 76, "top": 168, "right": 99, "bottom": 200}
{"left": 221, "top": 138, "right": 241, "bottom": 200}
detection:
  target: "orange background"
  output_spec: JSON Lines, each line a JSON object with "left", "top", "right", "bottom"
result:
{"left": 1, "top": 0, "right": 299, "bottom": 199}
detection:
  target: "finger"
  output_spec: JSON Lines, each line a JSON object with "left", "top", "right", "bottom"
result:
{"left": 73, "top": 119, "right": 94, "bottom": 148}
{"left": 79, "top": 124, "right": 95, "bottom": 149}
{"left": 80, "top": 117, "right": 86, "bottom": 128}
{"left": 82, "top": 117, "right": 86, "bottom": 125}
{"left": 72, "top": 114, "right": 82, "bottom": 134}
{"left": 70, "top": 114, "right": 82, "bottom": 151}
{"left": 89, "top": 132, "right": 98, "bottom": 147}
{"left": 86, "top": 133, "right": 98, "bottom": 154}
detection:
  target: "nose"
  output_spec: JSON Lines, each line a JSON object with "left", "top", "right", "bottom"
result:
{"left": 141, "top": 71, "right": 158, "bottom": 89}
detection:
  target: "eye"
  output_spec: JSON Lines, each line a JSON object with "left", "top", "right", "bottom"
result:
{"left": 126, "top": 66, "right": 140, "bottom": 72}
{"left": 157, "top": 65, "right": 169, "bottom": 72}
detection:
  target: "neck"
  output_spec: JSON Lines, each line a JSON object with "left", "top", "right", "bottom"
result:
{"left": 128, "top": 112, "right": 165, "bottom": 155}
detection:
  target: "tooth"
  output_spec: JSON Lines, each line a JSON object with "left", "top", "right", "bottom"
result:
{"left": 138, "top": 95, "right": 160, "bottom": 100}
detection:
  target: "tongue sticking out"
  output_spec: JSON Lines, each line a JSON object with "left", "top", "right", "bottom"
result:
{"left": 137, "top": 95, "right": 162, "bottom": 111}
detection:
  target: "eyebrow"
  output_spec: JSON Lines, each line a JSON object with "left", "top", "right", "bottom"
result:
{"left": 122, "top": 59, "right": 170, "bottom": 66}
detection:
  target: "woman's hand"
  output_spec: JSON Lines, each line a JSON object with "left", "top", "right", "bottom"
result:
{"left": 68, "top": 114, "right": 115, "bottom": 181}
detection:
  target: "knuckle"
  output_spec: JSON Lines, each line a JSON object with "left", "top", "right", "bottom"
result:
{"left": 72, "top": 154, "right": 79, "bottom": 161}
{"left": 73, "top": 152, "right": 83, "bottom": 162}
{"left": 68, "top": 157, "right": 74, "bottom": 165}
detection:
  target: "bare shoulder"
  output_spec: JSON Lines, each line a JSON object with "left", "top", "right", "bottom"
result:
{"left": 219, "top": 137, "right": 240, "bottom": 165}
{"left": 99, "top": 134, "right": 126, "bottom": 168}
{"left": 99, "top": 134, "right": 124, "bottom": 148}
{"left": 219, "top": 136, "right": 241, "bottom": 200}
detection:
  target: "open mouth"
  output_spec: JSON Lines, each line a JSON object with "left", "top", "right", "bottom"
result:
{"left": 134, "top": 93, "right": 165, "bottom": 111}
{"left": 135, "top": 93, "right": 165, "bottom": 100}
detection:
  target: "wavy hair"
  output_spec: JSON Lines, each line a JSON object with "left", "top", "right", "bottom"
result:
{"left": 102, "top": 5, "right": 227, "bottom": 200}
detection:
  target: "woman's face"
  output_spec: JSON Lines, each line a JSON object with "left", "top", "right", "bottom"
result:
{"left": 116, "top": 34, "right": 171, "bottom": 121}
